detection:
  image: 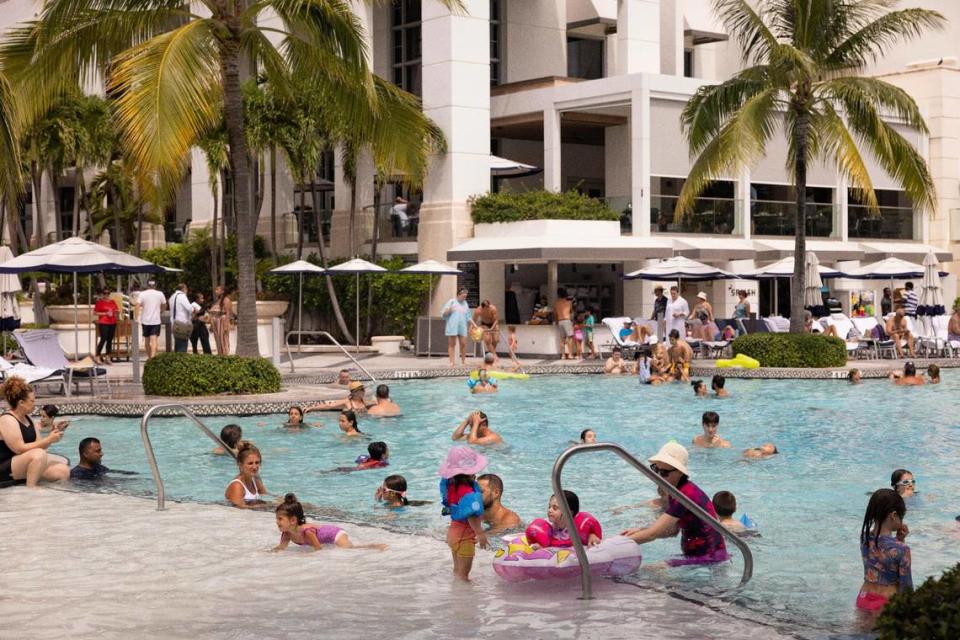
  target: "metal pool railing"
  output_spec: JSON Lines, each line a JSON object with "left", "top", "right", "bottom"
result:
{"left": 551, "top": 442, "right": 754, "bottom": 600}
{"left": 283, "top": 330, "right": 379, "bottom": 383}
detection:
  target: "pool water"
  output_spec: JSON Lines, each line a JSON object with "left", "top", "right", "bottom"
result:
{"left": 51, "top": 374, "right": 960, "bottom": 637}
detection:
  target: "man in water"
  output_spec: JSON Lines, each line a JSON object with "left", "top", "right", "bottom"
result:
{"left": 69, "top": 438, "right": 134, "bottom": 481}
{"left": 743, "top": 443, "right": 779, "bottom": 459}
{"left": 452, "top": 411, "right": 503, "bottom": 445}
{"left": 554, "top": 288, "right": 575, "bottom": 359}
{"left": 367, "top": 384, "right": 401, "bottom": 417}
{"left": 667, "top": 329, "right": 693, "bottom": 381}
{"left": 692, "top": 411, "right": 730, "bottom": 448}
{"left": 711, "top": 375, "right": 729, "bottom": 397}
{"left": 848, "top": 368, "right": 862, "bottom": 384}
{"left": 334, "top": 369, "right": 351, "bottom": 387}
{"left": 473, "top": 300, "right": 500, "bottom": 363}
{"left": 603, "top": 346, "right": 631, "bottom": 375}
{"left": 478, "top": 473, "right": 521, "bottom": 532}
{"left": 890, "top": 362, "right": 925, "bottom": 386}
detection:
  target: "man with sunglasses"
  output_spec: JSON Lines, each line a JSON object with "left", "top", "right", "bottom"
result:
{"left": 622, "top": 442, "right": 729, "bottom": 564}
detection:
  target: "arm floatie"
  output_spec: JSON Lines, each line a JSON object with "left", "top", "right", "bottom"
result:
{"left": 439, "top": 478, "right": 484, "bottom": 520}
{"left": 574, "top": 512, "right": 602, "bottom": 543}
{"left": 524, "top": 518, "right": 554, "bottom": 547}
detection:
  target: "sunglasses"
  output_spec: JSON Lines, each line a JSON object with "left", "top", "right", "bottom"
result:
{"left": 896, "top": 479, "right": 916, "bottom": 487}
{"left": 650, "top": 463, "right": 674, "bottom": 478}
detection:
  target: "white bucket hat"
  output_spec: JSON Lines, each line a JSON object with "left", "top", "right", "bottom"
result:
{"left": 649, "top": 442, "right": 689, "bottom": 476}
{"left": 697, "top": 291, "right": 708, "bottom": 300}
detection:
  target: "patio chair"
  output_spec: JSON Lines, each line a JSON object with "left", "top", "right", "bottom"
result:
{"left": 736, "top": 318, "right": 771, "bottom": 335}
{"left": 700, "top": 319, "right": 734, "bottom": 358}
{"left": 12, "top": 329, "right": 109, "bottom": 397}
{"left": 853, "top": 317, "right": 897, "bottom": 360}
{"left": 0, "top": 357, "right": 59, "bottom": 386}
{"left": 763, "top": 316, "right": 790, "bottom": 333}
{"left": 822, "top": 314, "right": 871, "bottom": 359}
{"left": 600, "top": 317, "right": 643, "bottom": 359}
{"left": 918, "top": 315, "right": 955, "bottom": 358}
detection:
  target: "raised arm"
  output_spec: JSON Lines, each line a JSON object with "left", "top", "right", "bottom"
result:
{"left": 451, "top": 414, "right": 473, "bottom": 441}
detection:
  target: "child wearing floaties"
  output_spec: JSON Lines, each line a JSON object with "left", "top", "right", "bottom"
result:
{"left": 439, "top": 446, "right": 490, "bottom": 580}
{"left": 356, "top": 441, "right": 389, "bottom": 470}
{"left": 525, "top": 490, "right": 602, "bottom": 548}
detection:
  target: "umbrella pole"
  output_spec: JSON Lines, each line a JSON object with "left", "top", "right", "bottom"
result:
{"left": 355, "top": 272, "right": 360, "bottom": 353}
{"left": 298, "top": 272, "right": 303, "bottom": 342}
{"left": 73, "top": 273, "right": 79, "bottom": 361}
{"left": 87, "top": 275, "right": 92, "bottom": 359}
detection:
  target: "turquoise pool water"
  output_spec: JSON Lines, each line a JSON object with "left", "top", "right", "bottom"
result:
{"left": 51, "top": 374, "right": 960, "bottom": 637}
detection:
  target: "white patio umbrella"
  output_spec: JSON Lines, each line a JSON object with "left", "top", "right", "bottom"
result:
{"left": 490, "top": 155, "right": 542, "bottom": 178}
{"left": 917, "top": 251, "right": 945, "bottom": 337}
{"left": 803, "top": 251, "right": 826, "bottom": 316}
{"left": 739, "top": 255, "right": 844, "bottom": 316}
{"left": 842, "top": 257, "right": 945, "bottom": 320}
{"left": 0, "top": 237, "right": 162, "bottom": 358}
{"left": 0, "top": 246, "right": 23, "bottom": 353}
{"left": 268, "top": 260, "right": 326, "bottom": 339}
{"left": 324, "top": 258, "right": 388, "bottom": 351}
{"left": 397, "top": 260, "right": 463, "bottom": 358}
{"left": 623, "top": 256, "right": 736, "bottom": 281}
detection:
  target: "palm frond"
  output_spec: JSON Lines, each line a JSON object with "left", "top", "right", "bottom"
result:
{"left": 826, "top": 7, "right": 945, "bottom": 70}
{"left": 681, "top": 66, "right": 775, "bottom": 154}
{"left": 811, "top": 104, "right": 878, "bottom": 211}
{"left": 0, "top": 71, "right": 22, "bottom": 210}
{"left": 676, "top": 88, "right": 780, "bottom": 217}
{"left": 818, "top": 76, "right": 927, "bottom": 133}
{"left": 108, "top": 19, "right": 222, "bottom": 189}
{"left": 711, "top": 0, "right": 779, "bottom": 65}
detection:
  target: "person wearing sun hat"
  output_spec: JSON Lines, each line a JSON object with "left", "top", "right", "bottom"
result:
{"left": 689, "top": 291, "right": 717, "bottom": 340}
{"left": 439, "top": 446, "right": 490, "bottom": 580}
{"left": 305, "top": 381, "right": 373, "bottom": 414}
{"left": 622, "top": 442, "right": 729, "bottom": 565}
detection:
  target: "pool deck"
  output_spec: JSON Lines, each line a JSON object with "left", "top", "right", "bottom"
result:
{"left": 42, "top": 350, "right": 957, "bottom": 416}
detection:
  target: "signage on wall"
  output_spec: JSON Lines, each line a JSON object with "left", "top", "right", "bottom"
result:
{"left": 457, "top": 262, "right": 480, "bottom": 308}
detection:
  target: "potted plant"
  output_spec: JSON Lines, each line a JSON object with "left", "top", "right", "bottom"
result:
{"left": 254, "top": 290, "right": 290, "bottom": 320}
{"left": 41, "top": 285, "right": 96, "bottom": 324}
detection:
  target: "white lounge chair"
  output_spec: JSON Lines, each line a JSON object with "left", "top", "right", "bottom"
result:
{"left": 600, "top": 317, "right": 642, "bottom": 358}
{"left": 13, "top": 329, "right": 109, "bottom": 397}
{"left": 823, "top": 314, "right": 870, "bottom": 359}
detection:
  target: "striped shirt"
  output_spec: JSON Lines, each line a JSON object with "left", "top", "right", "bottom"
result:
{"left": 903, "top": 290, "right": 918, "bottom": 317}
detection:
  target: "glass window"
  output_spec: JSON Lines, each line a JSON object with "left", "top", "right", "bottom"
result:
{"left": 567, "top": 37, "right": 604, "bottom": 80}
{"left": 490, "top": 0, "right": 502, "bottom": 85}
{"left": 391, "top": 1, "right": 422, "bottom": 97}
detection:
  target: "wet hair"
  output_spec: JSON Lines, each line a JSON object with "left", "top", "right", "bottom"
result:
{"left": 219, "top": 424, "right": 243, "bottom": 449}
{"left": 41, "top": 404, "right": 59, "bottom": 418}
{"left": 691, "top": 380, "right": 705, "bottom": 393}
{"left": 860, "top": 488, "right": 906, "bottom": 548}
{"left": 477, "top": 411, "right": 488, "bottom": 425}
{"left": 236, "top": 441, "right": 261, "bottom": 464}
{"left": 847, "top": 369, "right": 860, "bottom": 381}
{"left": 712, "top": 491, "right": 737, "bottom": 518}
{"left": 927, "top": 364, "right": 940, "bottom": 379}
{"left": 78, "top": 436, "right": 100, "bottom": 457}
{"left": 711, "top": 374, "right": 725, "bottom": 390}
{"left": 275, "top": 493, "right": 306, "bottom": 524}
{"left": 367, "top": 441, "right": 388, "bottom": 461}
{"left": 553, "top": 489, "right": 580, "bottom": 516}
{"left": 340, "top": 410, "right": 361, "bottom": 433}
{"left": 375, "top": 384, "right": 390, "bottom": 399}
{"left": 287, "top": 406, "right": 304, "bottom": 421}
{"left": 478, "top": 473, "right": 503, "bottom": 497}
{"left": 904, "top": 362, "right": 916, "bottom": 377}
{"left": 890, "top": 469, "right": 912, "bottom": 488}
{"left": 702, "top": 411, "right": 720, "bottom": 425}
{"left": 383, "top": 474, "right": 409, "bottom": 506}
{"left": 1, "top": 376, "right": 32, "bottom": 408}
{"left": 669, "top": 329, "right": 680, "bottom": 339}
{"left": 579, "top": 428, "right": 595, "bottom": 442}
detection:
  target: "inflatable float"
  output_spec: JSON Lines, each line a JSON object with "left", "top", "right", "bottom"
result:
{"left": 493, "top": 535, "right": 642, "bottom": 582}
{"left": 468, "top": 370, "right": 530, "bottom": 381}
{"left": 716, "top": 353, "right": 760, "bottom": 369}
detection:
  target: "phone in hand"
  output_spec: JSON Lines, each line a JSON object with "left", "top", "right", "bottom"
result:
{"left": 54, "top": 421, "right": 70, "bottom": 432}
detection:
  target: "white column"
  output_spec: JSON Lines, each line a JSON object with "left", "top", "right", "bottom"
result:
{"left": 189, "top": 148, "right": 218, "bottom": 232}
{"left": 546, "top": 261, "right": 558, "bottom": 305}
{"left": 659, "top": 0, "right": 683, "bottom": 76}
{"left": 835, "top": 173, "right": 848, "bottom": 241}
{"left": 543, "top": 107, "right": 562, "bottom": 191}
{"left": 737, "top": 167, "right": 751, "bottom": 238}
{"left": 617, "top": 0, "right": 661, "bottom": 75}
{"left": 419, "top": 0, "right": 491, "bottom": 313}
{"left": 630, "top": 86, "right": 651, "bottom": 236}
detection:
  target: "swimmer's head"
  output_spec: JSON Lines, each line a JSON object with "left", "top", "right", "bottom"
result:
{"left": 580, "top": 429, "right": 596, "bottom": 444}
{"left": 861, "top": 488, "right": 906, "bottom": 547}
{"left": 337, "top": 369, "right": 351, "bottom": 385}
{"left": 339, "top": 410, "right": 361, "bottom": 433}
{"left": 548, "top": 490, "right": 580, "bottom": 527}
{"left": 691, "top": 380, "right": 706, "bottom": 396}
{"left": 712, "top": 491, "right": 737, "bottom": 518}
{"left": 669, "top": 329, "right": 680, "bottom": 343}
{"left": 891, "top": 469, "right": 915, "bottom": 497}
{"left": 484, "top": 352, "right": 495, "bottom": 365}
{"left": 758, "top": 443, "right": 778, "bottom": 455}
{"left": 220, "top": 424, "right": 243, "bottom": 448}
{"left": 904, "top": 362, "right": 916, "bottom": 377}
{"left": 376, "top": 384, "right": 390, "bottom": 399}
{"left": 478, "top": 473, "right": 504, "bottom": 508}
{"left": 711, "top": 374, "right": 725, "bottom": 390}
{"left": 381, "top": 474, "right": 409, "bottom": 506}
{"left": 236, "top": 442, "right": 261, "bottom": 473}
{"left": 275, "top": 493, "right": 306, "bottom": 529}
{"left": 927, "top": 363, "right": 940, "bottom": 380}
{"left": 702, "top": 411, "right": 719, "bottom": 427}
{"left": 847, "top": 368, "right": 861, "bottom": 383}
{"left": 367, "top": 441, "right": 388, "bottom": 461}
{"left": 40, "top": 404, "right": 59, "bottom": 420}
{"left": 287, "top": 407, "right": 303, "bottom": 424}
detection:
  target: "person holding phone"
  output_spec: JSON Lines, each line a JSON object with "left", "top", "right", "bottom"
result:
{"left": 0, "top": 376, "right": 70, "bottom": 486}
{"left": 38, "top": 404, "right": 69, "bottom": 433}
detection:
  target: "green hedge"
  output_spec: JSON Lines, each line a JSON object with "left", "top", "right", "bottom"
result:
{"left": 142, "top": 353, "right": 282, "bottom": 396}
{"left": 876, "top": 562, "right": 960, "bottom": 639}
{"left": 731, "top": 333, "right": 847, "bottom": 368}
{"left": 470, "top": 189, "right": 620, "bottom": 224}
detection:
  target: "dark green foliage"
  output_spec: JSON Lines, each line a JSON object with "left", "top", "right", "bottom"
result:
{"left": 142, "top": 231, "right": 270, "bottom": 297}
{"left": 731, "top": 333, "right": 846, "bottom": 368}
{"left": 142, "top": 353, "right": 281, "bottom": 396}
{"left": 876, "top": 563, "right": 960, "bottom": 640}
{"left": 470, "top": 189, "right": 619, "bottom": 224}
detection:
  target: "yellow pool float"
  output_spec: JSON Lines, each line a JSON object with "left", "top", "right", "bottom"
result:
{"left": 716, "top": 353, "right": 760, "bottom": 369}
{"left": 469, "top": 369, "right": 530, "bottom": 381}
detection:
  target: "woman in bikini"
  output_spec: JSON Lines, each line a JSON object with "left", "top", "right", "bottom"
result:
{"left": 210, "top": 285, "right": 233, "bottom": 355}
{"left": 304, "top": 381, "right": 373, "bottom": 414}
{"left": 224, "top": 442, "right": 269, "bottom": 509}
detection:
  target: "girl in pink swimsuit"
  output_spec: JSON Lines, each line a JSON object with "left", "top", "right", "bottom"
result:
{"left": 273, "top": 493, "right": 388, "bottom": 552}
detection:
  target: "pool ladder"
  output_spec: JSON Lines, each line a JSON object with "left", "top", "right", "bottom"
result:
{"left": 552, "top": 443, "right": 754, "bottom": 599}
{"left": 141, "top": 403, "right": 235, "bottom": 511}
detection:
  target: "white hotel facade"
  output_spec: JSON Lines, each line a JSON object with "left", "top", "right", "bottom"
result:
{"left": 11, "top": 0, "right": 960, "bottom": 327}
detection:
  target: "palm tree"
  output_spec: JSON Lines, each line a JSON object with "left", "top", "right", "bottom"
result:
{"left": 0, "top": 72, "right": 22, "bottom": 218}
{"left": 2, "top": 0, "right": 461, "bottom": 358}
{"left": 677, "top": 0, "right": 942, "bottom": 332}
{"left": 196, "top": 124, "right": 229, "bottom": 288}
{"left": 244, "top": 82, "right": 288, "bottom": 265}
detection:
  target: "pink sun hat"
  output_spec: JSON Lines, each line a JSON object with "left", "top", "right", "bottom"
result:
{"left": 438, "top": 446, "right": 488, "bottom": 479}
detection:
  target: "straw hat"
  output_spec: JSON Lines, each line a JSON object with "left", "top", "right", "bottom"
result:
{"left": 348, "top": 381, "right": 365, "bottom": 392}
{"left": 649, "top": 442, "right": 689, "bottom": 476}
{"left": 697, "top": 291, "right": 708, "bottom": 300}
{"left": 438, "top": 446, "right": 488, "bottom": 479}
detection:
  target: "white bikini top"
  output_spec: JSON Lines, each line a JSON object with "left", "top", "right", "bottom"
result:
{"left": 229, "top": 477, "right": 260, "bottom": 502}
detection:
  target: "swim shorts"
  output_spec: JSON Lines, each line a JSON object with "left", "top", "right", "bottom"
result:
{"left": 558, "top": 319, "right": 574, "bottom": 338}
{"left": 447, "top": 520, "right": 477, "bottom": 558}
{"left": 855, "top": 590, "right": 888, "bottom": 611}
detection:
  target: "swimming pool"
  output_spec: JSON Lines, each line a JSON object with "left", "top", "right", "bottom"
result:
{"left": 50, "top": 373, "right": 960, "bottom": 637}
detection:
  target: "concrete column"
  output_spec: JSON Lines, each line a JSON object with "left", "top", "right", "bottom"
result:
{"left": 543, "top": 107, "right": 562, "bottom": 192}
{"left": 659, "top": 0, "right": 683, "bottom": 76}
{"left": 478, "top": 261, "right": 505, "bottom": 311}
{"left": 617, "top": 0, "right": 661, "bottom": 75}
{"left": 418, "top": 0, "right": 491, "bottom": 313}
{"left": 622, "top": 260, "right": 646, "bottom": 318}
{"left": 34, "top": 172, "right": 57, "bottom": 245}
{"left": 736, "top": 167, "right": 751, "bottom": 238}
{"left": 546, "top": 261, "right": 558, "bottom": 305}
{"left": 331, "top": 151, "right": 375, "bottom": 258}
{"left": 630, "top": 86, "right": 652, "bottom": 236}
{"left": 835, "top": 173, "right": 848, "bottom": 240}
{"left": 189, "top": 147, "right": 218, "bottom": 232}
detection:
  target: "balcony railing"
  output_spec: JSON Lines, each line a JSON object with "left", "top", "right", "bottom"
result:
{"left": 651, "top": 195, "right": 736, "bottom": 235}
{"left": 848, "top": 205, "right": 914, "bottom": 240}
{"left": 751, "top": 201, "right": 833, "bottom": 237}
{"left": 372, "top": 202, "right": 419, "bottom": 243}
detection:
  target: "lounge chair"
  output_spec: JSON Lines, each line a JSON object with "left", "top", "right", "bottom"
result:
{"left": 0, "top": 357, "right": 59, "bottom": 385}
{"left": 918, "top": 315, "right": 955, "bottom": 358}
{"left": 600, "top": 317, "right": 642, "bottom": 358}
{"left": 763, "top": 316, "right": 790, "bottom": 333}
{"left": 736, "top": 318, "right": 771, "bottom": 335}
{"left": 822, "top": 314, "right": 870, "bottom": 359}
{"left": 12, "top": 329, "right": 109, "bottom": 397}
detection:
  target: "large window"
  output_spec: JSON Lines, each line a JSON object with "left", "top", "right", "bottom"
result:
{"left": 392, "top": 0, "right": 422, "bottom": 96}
{"left": 751, "top": 183, "right": 833, "bottom": 237}
{"left": 490, "top": 0, "right": 502, "bottom": 85}
{"left": 651, "top": 177, "right": 735, "bottom": 235}
{"left": 567, "top": 37, "right": 604, "bottom": 80}
{"left": 848, "top": 189, "right": 914, "bottom": 240}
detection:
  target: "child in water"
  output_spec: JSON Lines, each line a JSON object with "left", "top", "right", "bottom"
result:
{"left": 375, "top": 474, "right": 431, "bottom": 508}
{"left": 439, "top": 446, "right": 490, "bottom": 580}
{"left": 273, "top": 493, "right": 387, "bottom": 552}
{"left": 712, "top": 491, "right": 745, "bottom": 533}
{"left": 214, "top": 424, "right": 243, "bottom": 456}
{"left": 355, "top": 441, "right": 390, "bottom": 470}
{"left": 525, "top": 490, "right": 602, "bottom": 549}
{"left": 857, "top": 488, "right": 911, "bottom": 613}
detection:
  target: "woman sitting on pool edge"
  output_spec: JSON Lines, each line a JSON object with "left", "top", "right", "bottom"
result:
{"left": 621, "top": 442, "right": 729, "bottom": 565}
{"left": 0, "top": 376, "right": 70, "bottom": 486}
{"left": 225, "top": 442, "right": 270, "bottom": 509}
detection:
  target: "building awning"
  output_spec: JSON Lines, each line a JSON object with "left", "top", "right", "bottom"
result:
{"left": 858, "top": 242, "right": 952, "bottom": 263}
{"left": 446, "top": 235, "right": 676, "bottom": 262}
{"left": 683, "top": 0, "right": 728, "bottom": 45}
{"left": 673, "top": 237, "right": 756, "bottom": 261}
{"left": 754, "top": 239, "right": 866, "bottom": 262}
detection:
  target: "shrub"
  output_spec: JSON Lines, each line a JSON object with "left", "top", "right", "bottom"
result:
{"left": 876, "top": 562, "right": 960, "bottom": 639}
{"left": 470, "top": 189, "right": 619, "bottom": 224}
{"left": 142, "top": 353, "right": 282, "bottom": 396}
{"left": 731, "top": 333, "right": 846, "bottom": 368}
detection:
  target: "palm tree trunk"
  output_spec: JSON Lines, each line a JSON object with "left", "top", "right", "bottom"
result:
{"left": 789, "top": 109, "right": 809, "bottom": 333}
{"left": 254, "top": 155, "right": 265, "bottom": 226}
{"left": 311, "top": 175, "right": 354, "bottom": 343}
{"left": 210, "top": 177, "right": 220, "bottom": 289}
{"left": 50, "top": 171, "right": 63, "bottom": 241}
{"left": 71, "top": 171, "right": 82, "bottom": 236}
{"left": 218, "top": 168, "right": 227, "bottom": 287}
{"left": 134, "top": 203, "right": 144, "bottom": 256}
{"left": 30, "top": 163, "right": 44, "bottom": 247}
{"left": 365, "top": 187, "right": 381, "bottom": 339}
{"left": 220, "top": 36, "right": 260, "bottom": 357}
{"left": 297, "top": 176, "right": 305, "bottom": 259}
{"left": 348, "top": 179, "right": 356, "bottom": 256}
{"left": 269, "top": 146, "right": 277, "bottom": 264}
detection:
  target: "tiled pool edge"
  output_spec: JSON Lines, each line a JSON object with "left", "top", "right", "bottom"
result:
{"left": 51, "top": 358, "right": 960, "bottom": 417}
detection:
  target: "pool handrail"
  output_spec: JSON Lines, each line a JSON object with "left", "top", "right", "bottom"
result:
{"left": 140, "top": 403, "right": 236, "bottom": 511}
{"left": 552, "top": 442, "right": 754, "bottom": 600}
{"left": 283, "top": 329, "right": 379, "bottom": 383}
